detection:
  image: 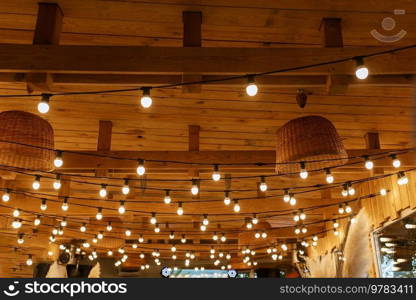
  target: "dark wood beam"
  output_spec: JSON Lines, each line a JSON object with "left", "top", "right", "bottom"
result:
{"left": 95, "top": 120, "right": 113, "bottom": 177}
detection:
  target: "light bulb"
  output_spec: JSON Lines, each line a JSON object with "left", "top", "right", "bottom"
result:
{"left": 61, "top": 198, "right": 69, "bottom": 211}
{"left": 54, "top": 151, "right": 63, "bottom": 168}
{"left": 224, "top": 191, "right": 231, "bottom": 205}
{"left": 181, "top": 235, "right": 187, "bottom": 244}
{"left": 282, "top": 190, "right": 290, "bottom": 203}
{"left": 12, "top": 218, "right": 21, "bottom": 229}
{"left": 32, "top": 176, "right": 41, "bottom": 190}
{"left": 252, "top": 214, "right": 258, "bottom": 224}
{"left": 26, "top": 255, "right": 33, "bottom": 266}
{"left": 246, "top": 222, "right": 253, "bottom": 229}
{"left": 80, "top": 224, "right": 86, "bottom": 232}
{"left": 233, "top": 200, "right": 240, "bottom": 213}
{"left": 34, "top": 216, "right": 41, "bottom": 226}
{"left": 345, "top": 205, "right": 352, "bottom": 213}
{"left": 53, "top": 175, "right": 61, "bottom": 190}
{"left": 38, "top": 94, "right": 50, "bottom": 114}
{"left": 150, "top": 213, "right": 157, "bottom": 224}
{"left": 17, "top": 234, "right": 24, "bottom": 244}
{"left": 164, "top": 190, "right": 171, "bottom": 204}
{"left": 333, "top": 220, "right": 339, "bottom": 228}
{"left": 338, "top": 205, "right": 345, "bottom": 214}
{"left": 92, "top": 237, "right": 98, "bottom": 244}
{"left": 60, "top": 218, "right": 67, "bottom": 227}
{"left": 355, "top": 57, "right": 369, "bottom": 80}
{"left": 380, "top": 188, "right": 387, "bottom": 196}
{"left": 171, "top": 246, "right": 176, "bottom": 252}
{"left": 140, "top": 87, "right": 152, "bottom": 108}
{"left": 364, "top": 156, "right": 374, "bottom": 170}
{"left": 191, "top": 179, "right": 199, "bottom": 195}
{"left": 289, "top": 195, "right": 296, "bottom": 206}
{"left": 212, "top": 165, "right": 221, "bottom": 181}
{"left": 40, "top": 199, "right": 47, "bottom": 211}
{"left": 391, "top": 155, "right": 401, "bottom": 168}
{"left": 350, "top": 216, "right": 357, "bottom": 224}
{"left": 99, "top": 184, "right": 107, "bottom": 198}
{"left": 348, "top": 185, "right": 355, "bottom": 196}
{"left": 293, "top": 213, "right": 300, "bottom": 222}
{"left": 397, "top": 172, "right": 408, "bottom": 185}
{"left": 96, "top": 208, "right": 103, "bottom": 220}
{"left": 341, "top": 185, "right": 349, "bottom": 197}
{"left": 138, "top": 235, "right": 144, "bottom": 243}
{"left": 154, "top": 225, "right": 160, "bottom": 233}
{"left": 106, "top": 222, "right": 112, "bottom": 232}
{"left": 118, "top": 201, "right": 126, "bottom": 214}
{"left": 125, "top": 229, "right": 131, "bottom": 237}
{"left": 294, "top": 227, "right": 300, "bottom": 234}
{"left": 136, "top": 159, "right": 146, "bottom": 176}
{"left": 52, "top": 228, "right": 58, "bottom": 235}
{"left": 221, "top": 233, "right": 226, "bottom": 242}
{"left": 212, "top": 233, "right": 218, "bottom": 241}
{"left": 200, "top": 224, "right": 206, "bottom": 231}
{"left": 334, "top": 229, "right": 339, "bottom": 236}
{"left": 202, "top": 214, "right": 209, "bottom": 226}
{"left": 2, "top": 190, "right": 10, "bottom": 202}
{"left": 259, "top": 176, "right": 267, "bottom": 192}
{"left": 281, "top": 244, "right": 288, "bottom": 251}
{"left": 13, "top": 208, "right": 20, "bottom": 217}
{"left": 245, "top": 76, "right": 258, "bottom": 96}
{"left": 301, "top": 226, "right": 307, "bottom": 234}
{"left": 300, "top": 211, "right": 306, "bottom": 220}
{"left": 255, "top": 231, "right": 260, "bottom": 239}
{"left": 177, "top": 202, "right": 184, "bottom": 216}
{"left": 299, "top": 162, "right": 308, "bottom": 179}
{"left": 122, "top": 179, "right": 130, "bottom": 195}
{"left": 313, "top": 235, "right": 318, "bottom": 242}
{"left": 325, "top": 169, "right": 334, "bottom": 184}
{"left": 169, "top": 232, "right": 175, "bottom": 239}
{"left": 261, "top": 232, "right": 267, "bottom": 239}
{"left": 97, "top": 232, "right": 103, "bottom": 239}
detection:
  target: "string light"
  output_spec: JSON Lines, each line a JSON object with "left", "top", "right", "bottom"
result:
{"left": 338, "top": 204, "right": 345, "bottom": 214}
{"left": 38, "top": 93, "right": 50, "bottom": 114}
{"left": 60, "top": 217, "right": 67, "bottom": 227}
{"left": 26, "top": 254, "right": 33, "bottom": 266}
{"left": 154, "top": 224, "right": 160, "bottom": 233}
{"left": 118, "top": 201, "right": 126, "bottom": 214}
{"left": 301, "top": 226, "right": 307, "bottom": 234}
{"left": 61, "top": 197, "right": 69, "bottom": 211}
{"left": 150, "top": 212, "right": 157, "bottom": 224}
{"left": 191, "top": 179, "right": 199, "bottom": 195}
{"left": 325, "top": 169, "right": 334, "bottom": 184}
{"left": 17, "top": 233, "right": 24, "bottom": 244}
{"left": 380, "top": 188, "right": 387, "bottom": 196}
{"left": 96, "top": 208, "right": 103, "bottom": 220}
{"left": 136, "top": 159, "right": 146, "bottom": 176}
{"left": 169, "top": 231, "right": 175, "bottom": 239}
{"left": 12, "top": 208, "right": 20, "bottom": 217}
{"left": 12, "top": 218, "right": 22, "bottom": 229}
{"left": 220, "top": 233, "right": 227, "bottom": 242}
{"left": 125, "top": 229, "right": 132, "bottom": 237}
{"left": 54, "top": 151, "right": 63, "bottom": 168}
{"left": 40, "top": 199, "right": 47, "bottom": 211}
{"left": 364, "top": 156, "right": 374, "bottom": 170}
{"left": 106, "top": 222, "right": 112, "bottom": 232}
{"left": 289, "top": 194, "right": 296, "bottom": 206}
{"left": 334, "top": 229, "right": 340, "bottom": 236}
{"left": 245, "top": 75, "right": 258, "bottom": 96}
{"left": 99, "top": 184, "right": 107, "bottom": 198}
{"left": 2, "top": 189, "right": 10, "bottom": 202}
{"left": 97, "top": 231, "right": 104, "bottom": 239}
{"left": 224, "top": 191, "right": 231, "bottom": 206}
{"left": 294, "top": 226, "right": 301, "bottom": 234}
{"left": 164, "top": 190, "right": 171, "bottom": 204}
{"left": 53, "top": 174, "right": 61, "bottom": 190}
{"left": 122, "top": 179, "right": 130, "bottom": 195}
{"left": 333, "top": 220, "right": 339, "bottom": 228}
{"left": 140, "top": 87, "right": 152, "bottom": 108}
{"left": 252, "top": 214, "right": 258, "bottom": 224}
{"left": 345, "top": 204, "right": 352, "bottom": 213}
{"left": 348, "top": 182, "right": 355, "bottom": 195}
{"left": 341, "top": 184, "right": 349, "bottom": 197}
{"left": 212, "top": 232, "right": 218, "bottom": 241}
{"left": 200, "top": 223, "right": 206, "bottom": 231}
{"left": 259, "top": 176, "right": 268, "bottom": 192}
{"left": 233, "top": 200, "right": 240, "bottom": 213}
{"left": 49, "top": 235, "right": 56, "bottom": 242}
{"left": 181, "top": 235, "right": 187, "bottom": 244}
{"left": 212, "top": 165, "right": 221, "bottom": 181}
{"left": 283, "top": 189, "right": 290, "bottom": 203}
{"left": 246, "top": 219, "right": 253, "bottom": 229}
{"left": 34, "top": 215, "right": 41, "bottom": 226}
{"left": 177, "top": 202, "right": 184, "bottom": 216}
{"left": 354, "top": 57, "right": 369, "bottom": 80}
{"left": 32, "top": 175, "right": 41, "bottom": 190}
{"left": 299, "top": 162, "right": 308, "bottom": 179}
{"left": 391, "top": 154, "right": 401, "bottom": 168}
{"left": 80, "top": 223, "right": 87, "bottom": 232}
{"left": 397, "top": 171, "right": 408, "bottom": 185}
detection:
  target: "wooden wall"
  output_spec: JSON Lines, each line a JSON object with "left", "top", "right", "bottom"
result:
{"left": 311, "top": 170, "right": 416, "bottom": 277}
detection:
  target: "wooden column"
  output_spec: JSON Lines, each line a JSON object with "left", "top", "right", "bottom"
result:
{"left": 320, "top": 18, "right": 349, "bottom": 95}
{"left": 182, "top": 11, "right": 202, "bottom": 94}
{"left": 96, "top": 120, "right": 113, "bottom": 178}
{"left": 26, "top": 3, "right": 63, "bottom": 92}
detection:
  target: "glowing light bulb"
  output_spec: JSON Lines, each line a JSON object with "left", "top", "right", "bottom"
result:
{"left": 221, "top": 233, "right": 226, "bottom": 242}
{"left": 233, "top": 200, "right": 240, "bottom": 213}
{"left": 136, "top": 159, "right": 146, "bottom": 176}
{"left": 13, "top": 208, "right": 20, "bottom": 218}
{"left": 224, "top": 191, "right": 231, "bottom": 206}
{"left": 212, "top": 233, "right": 218, "bottom": 241}
{"left": 355, "top": 57, "right": 369, "bottom": 80}
{"left": 348, "top": 184, "right": 355, "bottom": 196}
{"left": 345, "top": 205, "right": 352, "bottom": 213}
{"left": 294, "top": 227, "right": 301, "bottom": 234}
{"left": 200, "top": 224, "right": 206, "bottom": 231}
{"left": 125, "top": 229, "right": 131, "bottom": 237}
{"left": 138, "top": 235, "right": 144, "bottom": 243}
{"left": 61, "top": 198, "right": 69, "bottom": 211}
{"left": 397, "top": 172, "right": 408, "bottom": 185}
{"left": 252, "top": 214, "right": 258, "bottom": 224}
{"left": 333, "top": 220, "right": 339, "bottom": 228}
{"left": 177, "top": 202, "right": 184, "bottom": 216}
{"left": 97, "top": 232, "right": 104, "bottom": 239}
{"left": 32, "top": 176, "right": 41, "bottom": 190}
{"left": 150, "top": 213, "right": 157, "bottom": 224}
{"left": 171, "top": 246, "right": 176, "bottom": 252}
{"left": 12, "top": 218, "right": 21, "bottom": 229}
{"left": 99, "top": 184, "right": 107, "bottom": 198}
{"left": 261, "top": 232, "right": 267, "bottom": 239}
{"left": 293, "top": 213, "right": 300, "bottom": 222}
{"left": 164, "top": 190, "right": 171, "bottom": 204}
{"left": 181, "top": 235, "right": 187, "bottom": 244}
{"left": 283, "top": 189, "right": 290, "bottom": 203}
{"left": 299, "top": 162, "right": 308, "bottom": 179}
{"left": 80, "top": 224, "right": 87, "bottom": 232}
{"left": 140, "top": 87, "right": 152, "bottom": 108}
{"left": 118, "top": 201, "right": 126, "bottom": 214}
{"left": 325, "top": 169, "right": 334, "bottom": 184}
{"left": 53, "top": 175, "right": 61, "bottom": 190}
{"left": 212, "top": 165, "right": 221, "bottom": 181}
{"left": 106, "top": 222, "right": 112, "bottom": 232}
{"left": 245, "top": 76, "right": 258, "bottom": 96}
{"left": 364, "top": 156, "right": 374, "bottom": 170}
{"left": 38, "top": 94, "right": 50, "bottom": 114}
{"left": 246, "top": 221, "right": 253, "bottom": 229}
{"left": 96, "top": 208, "right": 103, "bottom": 220}
{"left": 26, "top": 255, "right": 33, "bottom": 266}
{"left": 202, "top": 214, "right": 209, "bottom": 226}
{"left": 259, "top": 176, "right": 267, "bottom": 192}
{"left": 34, "top": 216, "right": 41, "bottom": 226}
{"left": 191, "top": 179, "right": 199, "bottom": 195}
{"left": 334, "top": 229, "right": 339, "bottom": 236}
{"left": 2, "top": 190, "right": 10, "bottom": 202}
{"left": 338, "top": 204, "right": 345, "bottom": 214}
{"left": 289, "top": 195, "right": 296, "bottom": 206}
{"left": 54, "top": 151, "right": 63, "bottom": 168}
{"left": 391, "top": 155, "right": 401, "bottom": 168}
{"left": 60, "top": 218, "right": 67, "bottom": 227}
{"left": 341, "top": 185, "right": 348, "bottom": 197}
{"left": 154, "top": 225, "right": 160, "bottom": 233}
{"left": 169, "top": 232, "right": 175, "bottom": 239}
{"left": 300, "top": 211, "right": 306, "bottom": 220}
{"left": 301, "top": 226, "right": 307, "bottom": 234}
{"left": 17, "top": 234, "right": 24, "bottom": 244}
{"left": 313, "top": 235, "right": 318, "bottom": 242}
{"left": 122, "top": 179, "right": 130, "bottom": 195}
{"left": 380, "top": 188, "right": 387, "bottom": 196}
{"left": 40, "top": 199, "right": 47, "bottom": 211}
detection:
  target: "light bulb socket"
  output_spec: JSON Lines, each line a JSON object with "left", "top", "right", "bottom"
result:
{"left": 354, "top": 56, "right": 365, "bottom": 67}
{"left": 141, "top": 87, "right": 151, "bottom": 96}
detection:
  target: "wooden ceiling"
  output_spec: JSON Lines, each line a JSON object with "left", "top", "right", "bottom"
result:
{"left": 0, "top": 0, "right": 415, "bottom": 277}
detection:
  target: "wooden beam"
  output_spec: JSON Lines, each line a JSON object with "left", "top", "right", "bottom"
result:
{"left": 364, "top": 132, "right": 381, "bottom": 150}
{"left": 26, "top": 3, "right": 63, "bottom": 92}
{"left": 96, "top": 120, "right": 113, "bottom": 177}
{"left": 0, "top": 45, "right": 414, "bottom": 75}
{"left": 320, "top": 18, "right": 343, "bottom": 48}
{"left": 188, "top": 125, "right": 200, "bottom": 152}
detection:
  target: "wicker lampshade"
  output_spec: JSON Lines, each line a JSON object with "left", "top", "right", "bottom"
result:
{"left": 0, "top": 111, "right": 54, "bottom": 171}
{"left": 276, "top": 116, "right": 347, "bottom": 174}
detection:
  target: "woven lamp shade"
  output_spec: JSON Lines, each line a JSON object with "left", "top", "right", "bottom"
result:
{"left": 0, "top": 111, "right": 54, "bottom": 171}
{"left": 275, "top": 116, "right": 347, "bottom": 174}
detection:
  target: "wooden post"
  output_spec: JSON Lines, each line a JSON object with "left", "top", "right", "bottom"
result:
{"left": 182, "top": 11, "right": 202, "bottom": 94}
{"left": 26, "top": 3, "right": 63, "bottom": 92}
{"left": 95, "top": 120, "right": 113, "bottom": 178}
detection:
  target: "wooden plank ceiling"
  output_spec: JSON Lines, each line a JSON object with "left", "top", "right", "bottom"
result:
{"left": 0, "top": 0, "right": 414, "bottom": 277}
